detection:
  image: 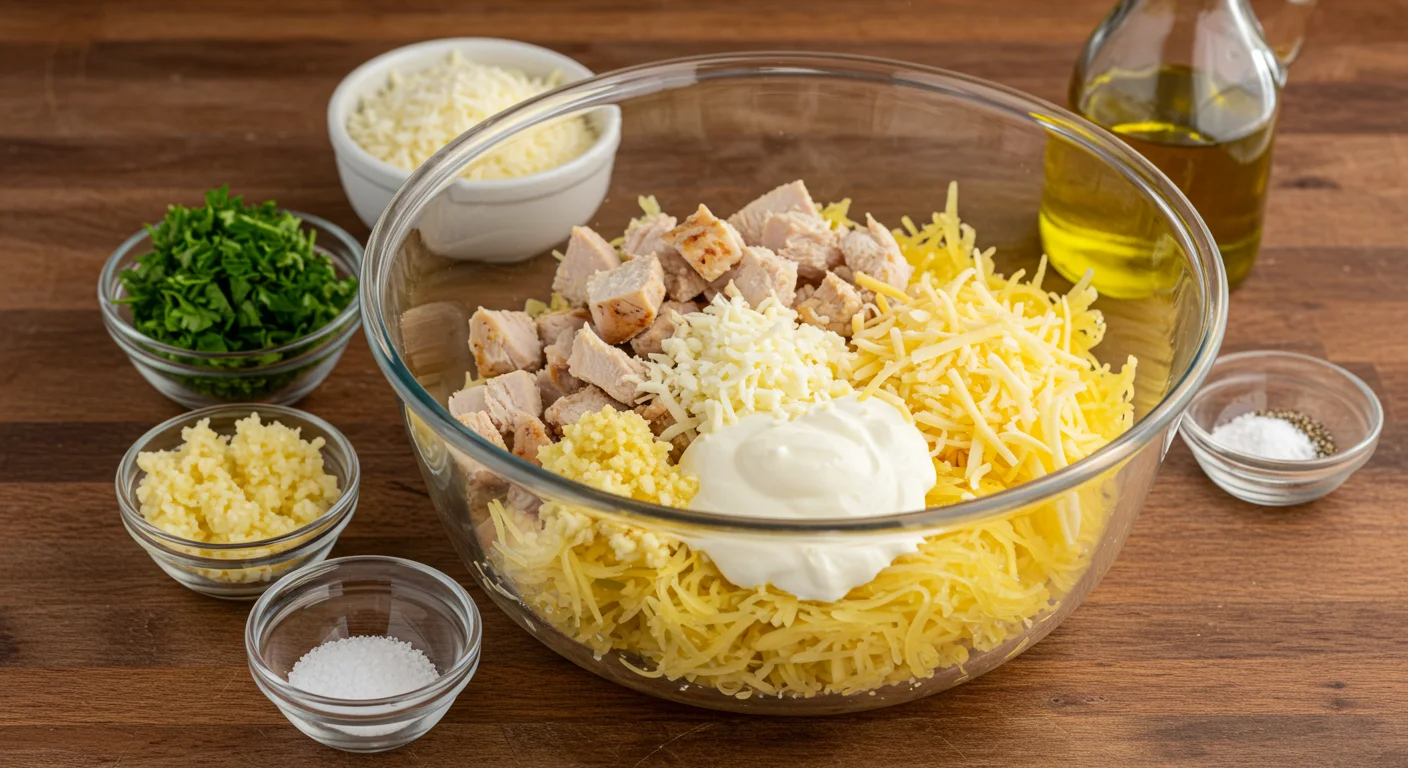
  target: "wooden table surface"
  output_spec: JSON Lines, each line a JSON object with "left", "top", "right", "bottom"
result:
{"left": 3, "top": 1, "right": 1406, "bottom": 765}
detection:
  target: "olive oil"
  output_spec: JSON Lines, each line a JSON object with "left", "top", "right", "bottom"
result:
{"left": 1041, "top": 64, "right": 1277, "bottom": 297}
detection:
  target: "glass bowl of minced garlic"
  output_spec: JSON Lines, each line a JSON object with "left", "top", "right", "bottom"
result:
{"left": 1180, "top": 350, "right": 1383, "bottom": 506}
{"left": 116, "top": 404, "right": 360, "bottom": 599}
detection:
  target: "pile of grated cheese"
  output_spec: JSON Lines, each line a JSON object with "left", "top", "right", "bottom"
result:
{"left": 636, "top": 292, "right": 854, "bottom": 440}
{"left": 346, "top": 50, "right": 596, "bottom": 181}
{"left": 847, "top": 182, "right": 1137, "bottom": 541}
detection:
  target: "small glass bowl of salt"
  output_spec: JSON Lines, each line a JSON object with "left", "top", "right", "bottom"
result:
{"left": 1180, "top": 350, "right": 1383, "bottom": 506}
{"left": 245, "top": 556, "right": 482, "bottom": 753}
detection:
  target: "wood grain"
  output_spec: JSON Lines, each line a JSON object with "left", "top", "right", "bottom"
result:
{"left": 1, "top": 1, "right": 1406, "bottom": 766}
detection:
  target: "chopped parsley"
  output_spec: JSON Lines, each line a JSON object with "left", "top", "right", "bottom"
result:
{"left": 119, "top": 186, "right": 357, "bottom": 354}
{"left": 117, "top": 187, "right": 358, "bottom": 399}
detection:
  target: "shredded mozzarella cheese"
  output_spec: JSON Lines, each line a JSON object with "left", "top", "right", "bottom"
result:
{"left": 636, "top": 292, "right": 854, "bottom": 439}
{"left": 347, "top": 50, "right": 596, "bottom": 180}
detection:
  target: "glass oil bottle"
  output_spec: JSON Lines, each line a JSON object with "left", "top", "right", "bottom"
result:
{"left": 1041, "top": 0, "right": 1315, "bottom": 297}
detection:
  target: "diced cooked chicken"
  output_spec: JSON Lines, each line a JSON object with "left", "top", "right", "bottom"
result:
{"left": 507, "top": 484, "right": 542, "bottom": 516}
{"left": 760, "top": 211, "right": 845, "bottom": 281}
{"left": 727, "top": 180, "right": 821, "bottom": 246}
{"left": 535, "top": 368, "right": 566, "bottom": 409}
{"left": 662, "top": 204, "right": 745, "bottom": 282}
{"left": 399, "top": 302, "right": 471, "bottom": 393}
{"left": 623, "top": 213, "right": 675, "bottom": 260}
{"left": 656, "top": 246, "right": 710, "bottom": 303}
{"left": 567, "top": 326, "right": 647, "bottom": 404}
{"left": 712, "top": 246, "right": 798, "bottom": 308}
{"left": 456, "top": 411, "right": 506, "bottom": 450}
{"left": 635, "top": 397, "right": 691, "bottom": 460}
{"left": 448, "top": 385, "right": 487, "bottom": 418}
{"left": 511, "top": 415, "right": 553, "bottom": 467}
{"left": 535, "top": 307, "right": 591, "bottom": 348}
{"left": 552, "top": 226, "right": 621, "bottom": 306}
{"left": 544, "top": 385, "right": 628, "bottom": 433}
{"left": 625, "top": 213, "right": 708, "bottom": 303}
{"left": 484, "top": 370, "right": 543, "bottom": 436}
{"left": 629, "top": 300, "right": 697, "bottom": 357}
{"left": 543, "top": 329, "right": 585, "bottom": 397}
{"left": 796, "top": 271, "right": 864, "bottom": 337}
{"left": 452, "top": 411, "right": 509, "bottom": 489}
{"left": 586, "top": 253, "right": 666, "bottom": 344}
{"left": 832, "top": 265, "right": 853, "bottom": 283}
{"left": 468, "top": 308, "right": 543, "bottom": 377}
{"left": 841, "top": 214, "right": 913, "bottom": 294}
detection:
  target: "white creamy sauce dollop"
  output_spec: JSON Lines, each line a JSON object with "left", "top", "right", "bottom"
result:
{"left": 678, "top": 396, "right": 936, "bottom": 602}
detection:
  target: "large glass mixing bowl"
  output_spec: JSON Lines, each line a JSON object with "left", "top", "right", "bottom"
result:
{"left": 360, "top": 53, "right": 1227, "bottom": 714}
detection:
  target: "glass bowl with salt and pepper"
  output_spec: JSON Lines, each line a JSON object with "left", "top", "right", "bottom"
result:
{"left": 1180, "top": 351, "right": 1383, "bottom": 506}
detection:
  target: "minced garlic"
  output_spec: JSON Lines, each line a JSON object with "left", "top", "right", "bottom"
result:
{"left": 539, "top": 407, "right": 696, "bottom": 508}
{"left": 136, "top": 413, "right": 340, "bottom": 544}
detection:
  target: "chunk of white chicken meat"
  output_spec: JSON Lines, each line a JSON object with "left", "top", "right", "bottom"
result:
{"left": 448, "top": 384, "right": 488, "bottom": 418}
{"left": 662, "top": 204, "right": 745, "bottom": 282}
{"left": 629, "top": 300, "right": 698, "bottom": 358}
{"left": 452, "top": 411, "right": 509, "bottom": 490}
{"left": 624, "top": 212, "right": 708, "bottom": 303}
{"left": 726, "top": 180, "right": 821, "bottom": 246}
{"left": 506, "top": 484, "right": 543, "bottom": 516}
{"left": 760, "top": 210, "right": 845, "bottom": 282}
{"left": 796, "top": 271, "right": 864, "bottom": 337}
{"left": 511, "top": 415, "right": 553, "bottom": 467}
{"left": 468, "top": 308, "right": 543, "bottom": 378}
{"left": 534, "top": 307, "right": 590, "bottom": 348}
{"left": 635, "top": 397, "right": 692, "bottom": 461}
{"left": 543, "top": 328, "right": 585, "bottom": 398}
{"left": 566, "top": 325, "right": 646, "bottom": 404}
{"left": 840, "top": 214, "right": 913, "bottom": 295}
{"left": 543, "top": 385, "right": 628, "bottom": 434}
{"left": 552, "top": 226, "right": 621, "bottom": 306}
{"left": 712, "top": 246, "right": 798, "bottom": 308}
{"left": 586, "top": 253, "right": 666, "bottom": 344}
{"left": 484, "top": 370, "right": 543, "bottom": 437}
{"left": 535, "top": 368, "right": 566, "bottom": 410}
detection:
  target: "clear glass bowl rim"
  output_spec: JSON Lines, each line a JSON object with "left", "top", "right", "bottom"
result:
{"left": 244, "top": 555, "right": 484, "bottom": 713}
{"left": 360, "top": 51, "right": 1229, "bottom": 534}
{"left": 1177, "top": 349, "right": 1384, "bottom": 471}
{"left": 115, "top": 402, "right": 362, "bottom": 560}
{"left": 98, "top": 209, "right": 365, "bottom": 365}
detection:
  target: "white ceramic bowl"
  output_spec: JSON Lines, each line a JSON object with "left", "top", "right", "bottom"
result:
{"left": 327, "top": 38, "right": 621, "bottom": 262}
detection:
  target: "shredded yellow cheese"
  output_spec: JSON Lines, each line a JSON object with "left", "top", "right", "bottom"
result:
{"left": 850, "top": 182, "right": 1136, "bottom": 540}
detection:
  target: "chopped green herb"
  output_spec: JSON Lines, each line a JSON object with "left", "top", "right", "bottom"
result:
{"left": 117, "top": 186, "right": 358, "bottom": 399}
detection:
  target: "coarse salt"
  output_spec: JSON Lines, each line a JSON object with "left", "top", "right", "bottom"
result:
{"left": 1209, "top": 413, "right": 1318, "bottom": 461}
{"left": 287, "top": 635, "right": 439, "bottom": 700}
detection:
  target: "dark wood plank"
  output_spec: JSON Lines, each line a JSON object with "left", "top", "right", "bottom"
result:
{"left": 1, "top": 1, "right": 1406, "bottom": 766}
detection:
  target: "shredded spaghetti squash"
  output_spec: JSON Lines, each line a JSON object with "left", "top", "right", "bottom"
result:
{"left": 487, "top": 184, "right": 1137, "bottom": 699}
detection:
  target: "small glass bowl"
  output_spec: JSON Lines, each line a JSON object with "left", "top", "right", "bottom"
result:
{"left": 245, "top": 556, "right": 482, "bottom": 753}
{"left": 116, "top": 403, "right": 360, "bottom": 599}
{"left": 1180, "top": 350, "right": 1383, "bottom": 506}
{"left": 98, "top": 210, "right": 363, "bottom": 410}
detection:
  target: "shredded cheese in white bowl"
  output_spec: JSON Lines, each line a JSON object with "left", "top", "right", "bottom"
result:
{"left": 347, "top": 50, "right": 596, "bottom": 181}
{"left": 327, "top": 38, "right": 621, "bottom": 259}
